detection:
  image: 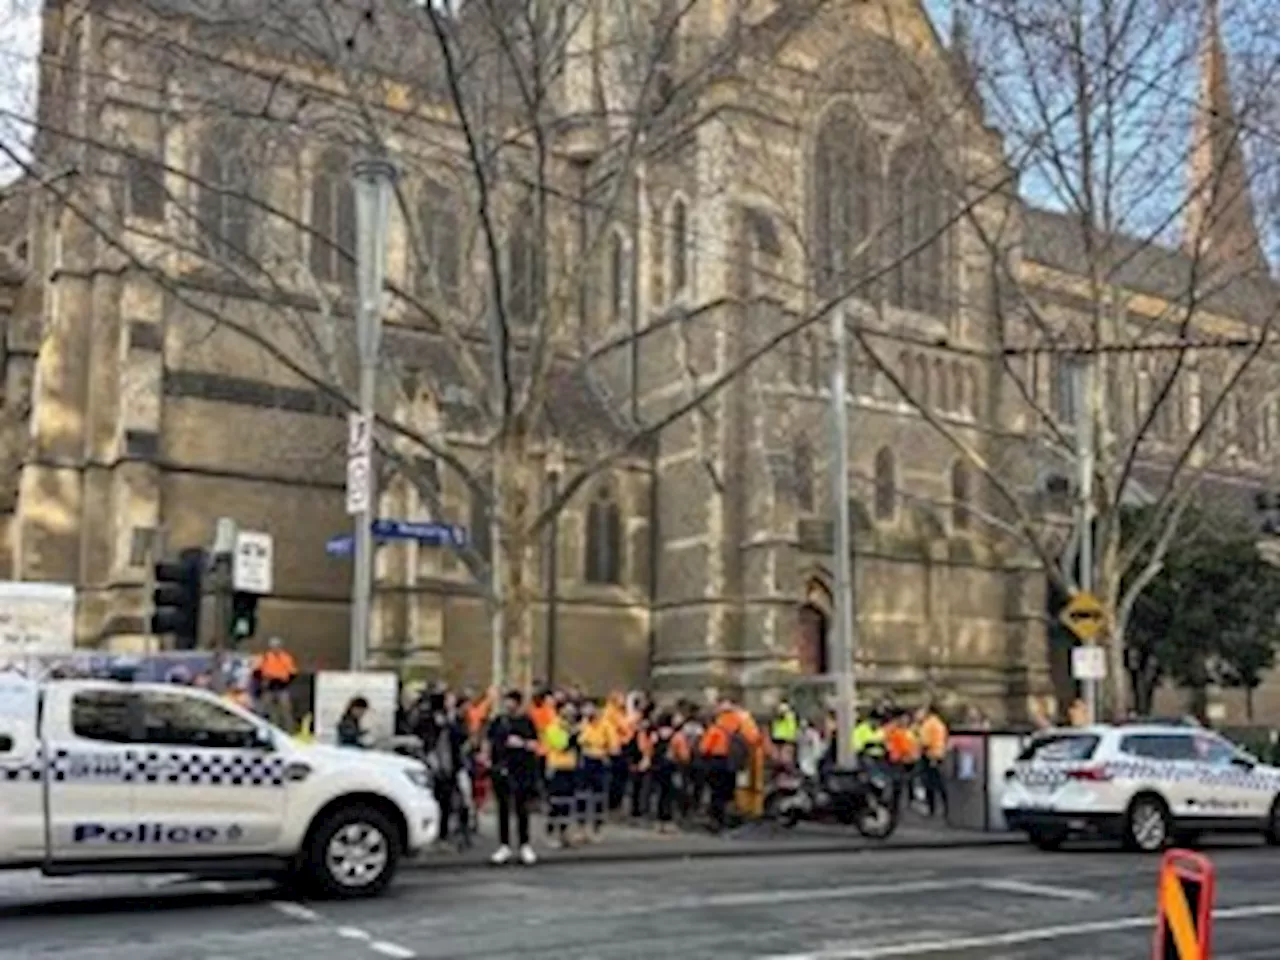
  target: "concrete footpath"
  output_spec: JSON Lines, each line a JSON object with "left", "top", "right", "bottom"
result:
{"left": 409, "top": 811, "right": 1022, "bottom": 869}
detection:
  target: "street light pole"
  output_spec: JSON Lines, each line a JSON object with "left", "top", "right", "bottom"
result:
{"left": 349, "top": 157, "right": 397, "bottom": 673}
{"left": 830, "top": 306, "right": 858, "bottom": 767}
{"left": 1076, "top": 358, "right": 1098, "bottom": 724}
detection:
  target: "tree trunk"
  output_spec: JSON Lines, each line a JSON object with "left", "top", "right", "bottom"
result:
{"left": 494, "top": 432, "right": 538, "bottom": 693}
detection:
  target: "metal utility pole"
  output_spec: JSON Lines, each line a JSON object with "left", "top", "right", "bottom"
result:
{"left": 1076, "top": 358, "right": 1098, "bottom": 724}
{"left": 349, "top": 157, "right": 397, "bottom": 673}
{"left": 830, "top": 306, "right": 858, "bottom": 767}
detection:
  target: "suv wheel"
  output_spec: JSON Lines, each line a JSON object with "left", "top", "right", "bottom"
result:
{"left": 1124, "top": 795, "right": 1171, "bottom": 852}
{"left": 1265, "top": 797, "right": 1280, "bottom": 847}
{"left": 301, "top": 804, "right": 401, "bottom": 899}
{"left": 1028, "top": 828, "right": 1066, "bottom": 851}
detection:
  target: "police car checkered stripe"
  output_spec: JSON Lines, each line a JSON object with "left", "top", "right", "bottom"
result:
{"left": 1105, "top": 760, "right": 1280, "bottom": 791}
{"left": 1012, "top": 760, "right": 1280, "bottom": 792}
{"left": 0, "top": 749, "right": 286, "bottom": 787}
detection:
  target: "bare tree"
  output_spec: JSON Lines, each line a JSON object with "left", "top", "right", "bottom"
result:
{"left": 3, "top": 0, "right": 1019, "bottom": 690}
{"left": 845, "top": 0, "right": 1280, "bottom": 716}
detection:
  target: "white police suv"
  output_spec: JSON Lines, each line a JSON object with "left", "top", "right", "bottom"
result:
{"left": 0, "top": 674, "right": 439, "bottom": 898}
{"left": 1001, "top": 723, "right": 1280, "bottom": 852}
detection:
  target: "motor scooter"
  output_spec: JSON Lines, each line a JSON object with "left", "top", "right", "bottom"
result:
{"left": 763, "top": 762, "right": 897, "bottom": 839}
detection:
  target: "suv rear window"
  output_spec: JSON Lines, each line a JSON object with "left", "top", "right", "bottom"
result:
{"left": 1016, "top": 734, "right": 1099, "bottom": 763}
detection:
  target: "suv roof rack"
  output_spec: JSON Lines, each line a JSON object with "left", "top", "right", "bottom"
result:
{"left": 1117, "top": 715, "right": 1202, "bottom": 728}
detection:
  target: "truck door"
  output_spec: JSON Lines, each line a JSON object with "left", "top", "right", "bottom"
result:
{"left": 130, "top": 687, "right": 286, "bottom": 855}
{"left": 43, "top": 685, "right": 140, "bottom": 861}
{"left": 0, "top": 672, "right": 42, "bottom": 863}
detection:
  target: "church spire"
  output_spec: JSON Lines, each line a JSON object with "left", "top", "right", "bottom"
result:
{"left": 949, "top": 7, "right": 982, "bottom": 115}
{"left": 1184, "top": 0, "right": 1268, "bottom": 275}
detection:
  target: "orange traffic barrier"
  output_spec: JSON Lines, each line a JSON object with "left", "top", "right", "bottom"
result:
{"left": 1153, "top": 849, "right": 1216, "bottom": 960}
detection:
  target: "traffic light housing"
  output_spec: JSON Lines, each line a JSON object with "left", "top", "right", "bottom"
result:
{"left": 230, "top": 590, "right": 259, "bottom": 644}
{"left": 151, "top": 547, "right": 205, "bottom": 649}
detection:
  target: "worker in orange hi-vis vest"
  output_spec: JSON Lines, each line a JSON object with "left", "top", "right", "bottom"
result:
{"left": 254, "top": 637, "right": 298, "bottom": 731}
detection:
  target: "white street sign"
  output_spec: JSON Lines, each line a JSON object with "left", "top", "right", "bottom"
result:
{"left": 348, "top": 413, "right": 372, "bottom": 457}
{"left": 346, "top": 455, "right": 370, "bottom": 515}
{"left": 1071, "top": 645, "right": 1107, "bottom": 681}
{"left": 232, "top": 531, "right": 274, "bottom": 594}
{"left": 346, "top": 413, "right": 372, "bottom": 516}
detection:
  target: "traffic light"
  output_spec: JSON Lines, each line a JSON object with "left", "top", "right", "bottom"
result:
{"left": 151, "top": 547, "right": 205, "bottom": 649}
{"left": 230, "top": 590, "right": 259, "bottom": 644}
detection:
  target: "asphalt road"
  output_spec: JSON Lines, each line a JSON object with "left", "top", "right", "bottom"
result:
{"left": 3, "top": 841, "right": 1280, "bottom": 959}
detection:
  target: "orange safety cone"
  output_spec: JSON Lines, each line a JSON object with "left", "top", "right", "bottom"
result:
{"left": 1153, "top": 849, "right": 1216, "bottom": 960}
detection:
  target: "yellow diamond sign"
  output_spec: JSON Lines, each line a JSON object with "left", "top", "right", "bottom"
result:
{"left": 1061, "top": 591, "right": 1107, "bottom": 643}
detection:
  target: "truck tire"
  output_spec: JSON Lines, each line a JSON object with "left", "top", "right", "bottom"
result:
{"left": 301, "top": 803, "right": 401, "bottom": 900}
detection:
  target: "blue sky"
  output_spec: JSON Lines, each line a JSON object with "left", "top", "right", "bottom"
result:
{"left": 0, "top": 0, "right": 39, "bottom": 186}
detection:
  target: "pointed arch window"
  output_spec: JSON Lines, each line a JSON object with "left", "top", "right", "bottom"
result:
{"left": 813, "top": 104, "right": 879, "bottom": 299}
{"left": 899, "top": 350, "right": 913, "bottom": 400}
{"left": 416, "top": 178, "right": 461, "bottom": 304}
{"left": 668, "top": 197, "right": 690, "bottom": 296}
{"left": 606, "top": 229, "right": 631, "bottom": 325}
{"left": 794, "top": 435, "right": 814, "bottom": 511}
{"left": 887, "top": 145, "right": 948, "bottom": 314}
{"left": 470, "top": 490, "right": 491, "bottom": 562}
{"left": 916, "top": 354, "right": 931, "bottom": 408}
{"left": 873, "top": 447, "right": 896, "bottom": 521}
{"left": 309, "top": 148, "right": 356, "bottom": 286}
{"left": 934, "top": 358, "right": 948, "bottom": 412}
{"left": 585, "top": 487, "right": 623, "bottom": 585}
{"left": 196, "top": 130, "right": 254, "bottom": 262}
{"left": 951, "top": 460, "right": 971, "bottom": 531}
{"left": 507, "top": 196, "right": 539, "bottom": 327}
{"left": 808, "top": 332, "right": 824, "bottom": 390}
{"left": 949, "top": 360, "right": 964, "bottom": 413}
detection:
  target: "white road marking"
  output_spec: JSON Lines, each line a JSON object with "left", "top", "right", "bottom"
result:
{"left": 757, "top": 903, "right": 1280, "bottom": 959}
{"left": 270, "top": 900, "right": 322, "bottom": 923}
{"left": 199, "top": 880, "right": 229, "bottom": 893}
{"left": 978, "top": 878, "right": 1099, "bottom": 902}
{"left": 370, "top": 942, "right": 416, "bottom": 959}
{"left": 699, "top": 879, "right": 957, "bottom": 909}
{"left": 269, "top": 900, "right": 414, "bottom": 959}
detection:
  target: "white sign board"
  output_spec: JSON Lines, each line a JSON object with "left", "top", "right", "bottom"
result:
{"left": 232, "top": 531, "right": 274, "bottom": 594}
{"left": 313, "top": 670, "right": 398, "bottom": 746}
{"left": 346, "top": 413, "right": 372, "bottom": 516}
{"left": 0, "top": 582, "right": 75, "bottom": 669}
{"left": 1071, "top": 645, "right": 1107, "bottom": 681}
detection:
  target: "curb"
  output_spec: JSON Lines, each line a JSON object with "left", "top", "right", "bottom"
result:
{"left": 406, "top": 832, "right": 1023, "bottom": 871}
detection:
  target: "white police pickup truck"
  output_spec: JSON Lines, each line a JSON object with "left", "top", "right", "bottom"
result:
{"left": 0, "top": 673, "right": 439, "bottom": 898}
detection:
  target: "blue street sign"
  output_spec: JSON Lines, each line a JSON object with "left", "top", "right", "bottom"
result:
{"left": 326, "top": 521, "right": 467, "bottom": 558}
{"left": 371, "top": 518, "right": 468, "bottom": 547}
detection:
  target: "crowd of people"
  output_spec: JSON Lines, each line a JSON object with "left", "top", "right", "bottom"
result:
{"left": 392, "top": 684, "right": 776, "bottom": 866}
{"left": 383, "top": 682, "right": 956, "bottom": 867}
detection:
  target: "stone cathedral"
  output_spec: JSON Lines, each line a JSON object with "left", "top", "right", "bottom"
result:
{"left": 0, "top": 0, "right": 1276, "bottom": 722}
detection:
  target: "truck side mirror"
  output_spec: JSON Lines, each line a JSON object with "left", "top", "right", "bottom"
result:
{"left": 0, "top": 734, "right": 11, "bottom": 753}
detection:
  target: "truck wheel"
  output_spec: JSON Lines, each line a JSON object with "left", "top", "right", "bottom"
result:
{"left": 302, "top": 804, "right": 401, "bottom": 899}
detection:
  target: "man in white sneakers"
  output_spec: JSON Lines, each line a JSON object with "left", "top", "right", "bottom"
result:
{"left": 485, "top": 689, "right": 539, "bottom": 866}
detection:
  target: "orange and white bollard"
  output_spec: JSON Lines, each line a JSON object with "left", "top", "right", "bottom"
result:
{"left": 1153, "top": 848, "right": 1216, "bottom": 960}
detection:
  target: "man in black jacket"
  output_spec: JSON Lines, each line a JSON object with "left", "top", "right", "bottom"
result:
{"left": 486, "top": 689, "right": 539, "bottom": 865}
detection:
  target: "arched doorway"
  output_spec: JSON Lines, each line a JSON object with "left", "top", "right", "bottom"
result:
{"left": 795, "top": 573, "right": 833, "bottom": 676}
{"left": 797, "top": 603, "right": 829, "bottom": 675}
